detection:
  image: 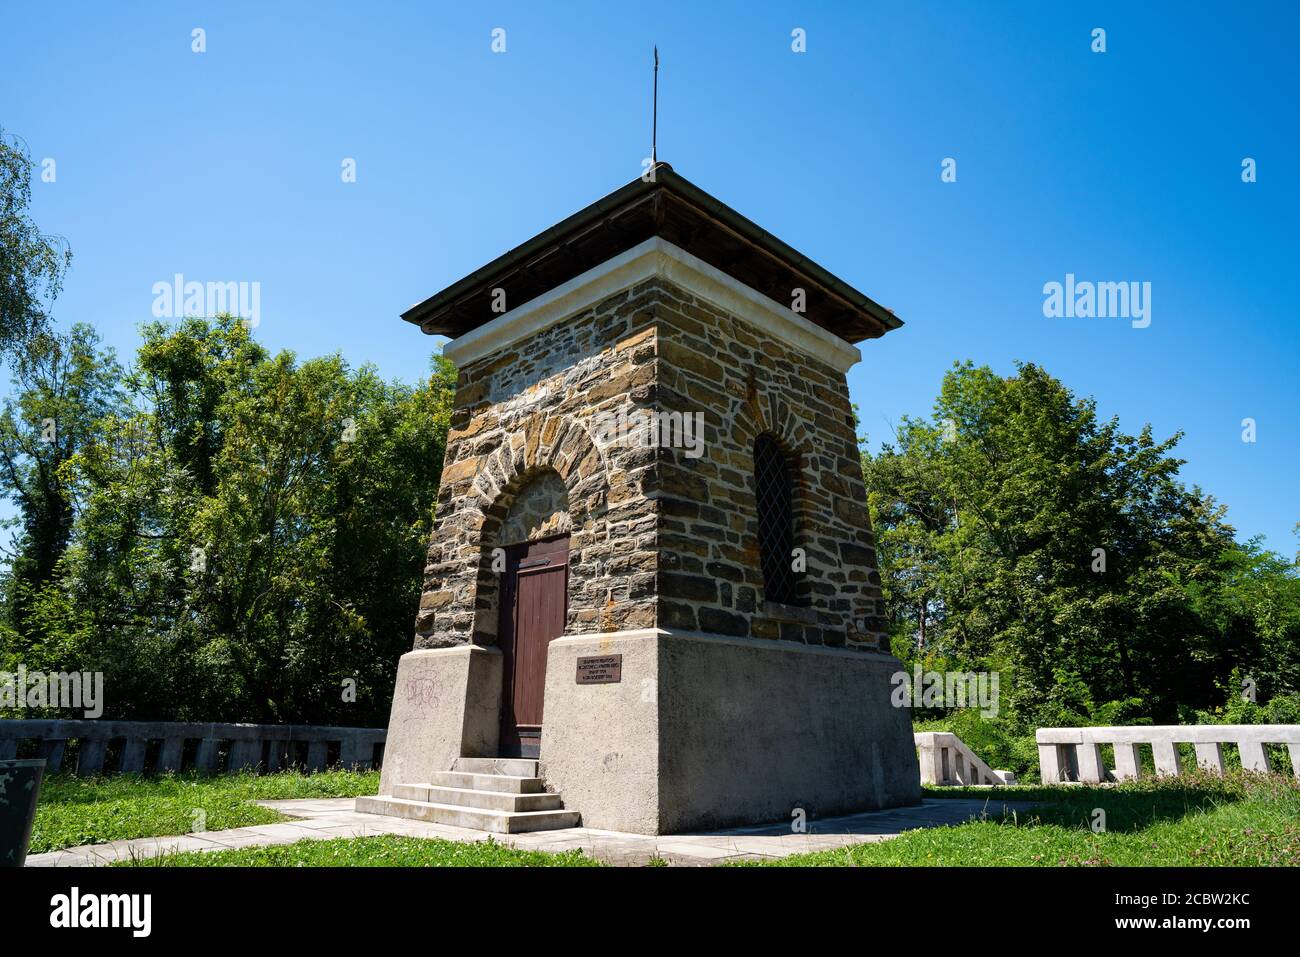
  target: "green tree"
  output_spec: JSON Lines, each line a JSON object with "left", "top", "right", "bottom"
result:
{"left": 0, "top": 127, "right": 71, "bottom": 347}
{"left": 54, "top": 316, "right": 454, "bottom": 723}
{"left": 864, "top": 361, "right": 1295, "bottom": 727}
{"left": 0, "top": 324, "right": 122, "bottom": 648}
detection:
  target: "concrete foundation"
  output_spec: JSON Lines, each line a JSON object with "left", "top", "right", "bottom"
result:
{"left": 539, "top": 628, "right": 921, "bottom": 834}
{"left": 378, "top": 646, "right": 502, "bottom": 794}
{"left": 538, "top": 630, "right": 662, "bottom": 834}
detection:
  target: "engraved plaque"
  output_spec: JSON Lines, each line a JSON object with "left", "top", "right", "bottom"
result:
{"left": 575, "top": 654, "right": 622, "bottom": 684}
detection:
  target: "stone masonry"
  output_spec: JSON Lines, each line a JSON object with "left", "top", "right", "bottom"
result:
{"left": 412, "top": 275, "right": 889, "bottom": 657}
{"left": 413, "top": 283, "right": 659, "bottom": 651}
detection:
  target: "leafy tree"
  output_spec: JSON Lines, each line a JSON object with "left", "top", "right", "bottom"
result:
{"left": 0, "top": 324, "right": 122, "bottom": 648}
{"left": 1180, "top": 541, "right": 1300, "bottom": 703}
{"left": 0, "top": 127, "right": 71, "bottom": 347}
{"left": 21, "top": 315, "right": 454, "bottom": 724}
{"left": 865, "top": 361, "right": 1299, "bottom": 728}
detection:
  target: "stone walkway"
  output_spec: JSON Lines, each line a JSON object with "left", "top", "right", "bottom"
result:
{"left": 27, "top": 795, "right": 1036, "bottom": 867}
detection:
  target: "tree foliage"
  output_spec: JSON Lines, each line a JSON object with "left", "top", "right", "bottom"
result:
{"left": 864, "top": 361, "right": 1300, "bottom": 729}
{"left": 1, "top": 315, "right": 454, "bottom": 724}
{"left": 0, "top": 323, "right": 123, "bottom": 660}
{"left": 0, "top": 127, "right": 71, "bottom": 347}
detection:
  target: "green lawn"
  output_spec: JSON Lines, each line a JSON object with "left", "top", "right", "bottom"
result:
{"left": 113, "top": 834, "right": 599, "bottom": 867}
{"left": 31, "top": 769, "right": 380, "bottom": 854}
{"left": 746, "top": 771, "right": 1300, "bottom": 866}
{"left": 34, "top": 766, "right": 1298, "bottom": 866}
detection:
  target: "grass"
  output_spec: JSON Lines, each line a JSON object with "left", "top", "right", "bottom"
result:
{"left": 744, "top": 771, "right": 1300, "bottom": 866}
{"left": 113, "top": 834, "right": 600, "bottom": 867}
{"left": 30, "top": 768, "right": 380, "bottom": 854}
{"left": 35, "top": 766, "right": 1299, "bottom": 867}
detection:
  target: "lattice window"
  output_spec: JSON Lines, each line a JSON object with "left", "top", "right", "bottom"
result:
{"left": 754, "top": 433, "right": 799, "bottom": 606}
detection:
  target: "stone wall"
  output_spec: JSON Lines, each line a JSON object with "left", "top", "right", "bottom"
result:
{"left": 413, "top": 283, "right": 661, "bottom": 650}
{"left": 0, "top": 720, "right": 386, "bottom": 776}
{"left": 413, "top": 275, "right": 888, "bottom": 654}
{"left": 651, "top": 278, "right": 889, "bottom": 651}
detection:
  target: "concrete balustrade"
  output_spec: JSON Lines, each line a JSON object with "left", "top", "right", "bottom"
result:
{"left": 1036, "top": 725, "right": 1300, "bottom": 784}
{"left": 915, "top": 731, "right": 1017, "bottom": 786}
{"left": 0, "top": 720, "right": 386, "bottom": 776}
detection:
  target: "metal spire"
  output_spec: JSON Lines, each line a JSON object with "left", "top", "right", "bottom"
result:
{"left": 652, "top": 45, "right": 659, "bottom": 164}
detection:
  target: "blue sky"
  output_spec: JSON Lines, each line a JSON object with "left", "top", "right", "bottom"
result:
{"left": 2, "top": 1, "right": 1297, "bottom": 552}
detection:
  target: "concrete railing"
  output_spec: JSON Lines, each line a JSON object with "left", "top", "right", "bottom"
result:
{"left": 1037, "top": 725, "right": 1300, "bottom": 784}
{"left": 0, "top": 720, "right": 386, "bottom": 776}
{"left": 916, "top": 731, "right": 1017, "bottom": 786}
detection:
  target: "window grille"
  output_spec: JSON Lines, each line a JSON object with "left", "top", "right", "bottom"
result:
{"left": 754, "top": 433, "right": 798, "bottom": 605}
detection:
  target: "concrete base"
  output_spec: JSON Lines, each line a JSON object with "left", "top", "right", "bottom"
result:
{"left": 377, "top": 646, "right": 502, "bottom": 794}
{"left": 540, "top": 628, "right": 921, "bottom": 835}
{"left": 538, "top": 629, "right": 662, "bottom": 834}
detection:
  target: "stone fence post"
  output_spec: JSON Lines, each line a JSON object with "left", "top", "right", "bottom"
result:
{"left": 1036, "top": 725, "right": 1300, "bottom": 783}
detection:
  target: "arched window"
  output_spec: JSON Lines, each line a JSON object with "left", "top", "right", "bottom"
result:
{"left": 754, "top": 433, "right": 798, "bottom": 606}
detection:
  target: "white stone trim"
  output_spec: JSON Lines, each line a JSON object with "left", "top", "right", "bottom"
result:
{"left": 402, "top": 644, "right": 501, "bottom": 659}
{"left": 551, "top": 627, "right": 899, "bottom": 663}
{"left": 441, "top": 237, "right": 863, "bottom": 373}
{"left": 551, "top": 628, "right": 665, "bottom": 645}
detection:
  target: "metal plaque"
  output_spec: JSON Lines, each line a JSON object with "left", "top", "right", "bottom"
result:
{"left": 575, "top": 654, "right": 623, "bottom": 684}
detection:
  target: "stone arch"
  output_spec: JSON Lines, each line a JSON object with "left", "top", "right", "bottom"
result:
{"left": 732, "top": 389, "right": 818, "bottom": 608}
{"left": 466, "top": 414, "right": 609, "bottom": 645}
{"left": 731, "top": 384, "right": 814, "bottom": 458}
{"left": 470, "top": 413, "right": 609, "bottom": 528}
{"left": 496, "top": 471, "right": 571, "bottom": 547}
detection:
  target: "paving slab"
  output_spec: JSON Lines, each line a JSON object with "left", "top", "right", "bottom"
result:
{"left": 25, "top": 795, "right": 1036, "bottom": 867}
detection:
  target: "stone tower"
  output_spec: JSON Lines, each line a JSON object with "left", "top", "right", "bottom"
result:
{"left": 367, "top": 165, "right": 921, "bottom": 835}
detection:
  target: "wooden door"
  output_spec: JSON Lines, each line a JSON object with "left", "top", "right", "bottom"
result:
{"left": 498, "top": 535, "right": 569, "bottom": 758}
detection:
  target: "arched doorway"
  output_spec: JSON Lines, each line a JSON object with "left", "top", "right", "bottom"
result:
{"left": 493, "top": 471, "right": 571, "bottom": 758}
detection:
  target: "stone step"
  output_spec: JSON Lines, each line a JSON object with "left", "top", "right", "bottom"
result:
{"left": 355, "top": 795, "right": 579, "bottom": 834}
{"left": 453, "top": 757, "right": 539, "bottom": 777}
{"left": 427, "top": 771, "right": 547, "bottom": 794}
{"left": 393, "top": 783, "right": 564, "bottom": 813}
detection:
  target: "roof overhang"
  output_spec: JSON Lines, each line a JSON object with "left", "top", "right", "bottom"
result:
{"left": 402, "top": 164, "right": 903, "bottom": 345}
{"left": 442, "top": 237, "right": 864, "bottom": 374}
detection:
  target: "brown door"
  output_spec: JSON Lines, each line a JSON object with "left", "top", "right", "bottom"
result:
{"left": 498, "top": 535, "right": 569, "bottom": 758}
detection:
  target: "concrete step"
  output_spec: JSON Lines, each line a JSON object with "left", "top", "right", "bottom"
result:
{"left": 454, "top": 757, "right": 539, "bottom": 777}
{"left": 393, "top": 783, "right": 564, "bottom": 813}
{"left": 428, "top": 770, "right": 546, "bottom": 794}
{"left": 355, "top": 795, "right": 579, "bottom": 834}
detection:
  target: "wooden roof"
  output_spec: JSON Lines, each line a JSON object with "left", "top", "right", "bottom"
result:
{"left": 402, "top": 164, "right": 902, "bottom": 344}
